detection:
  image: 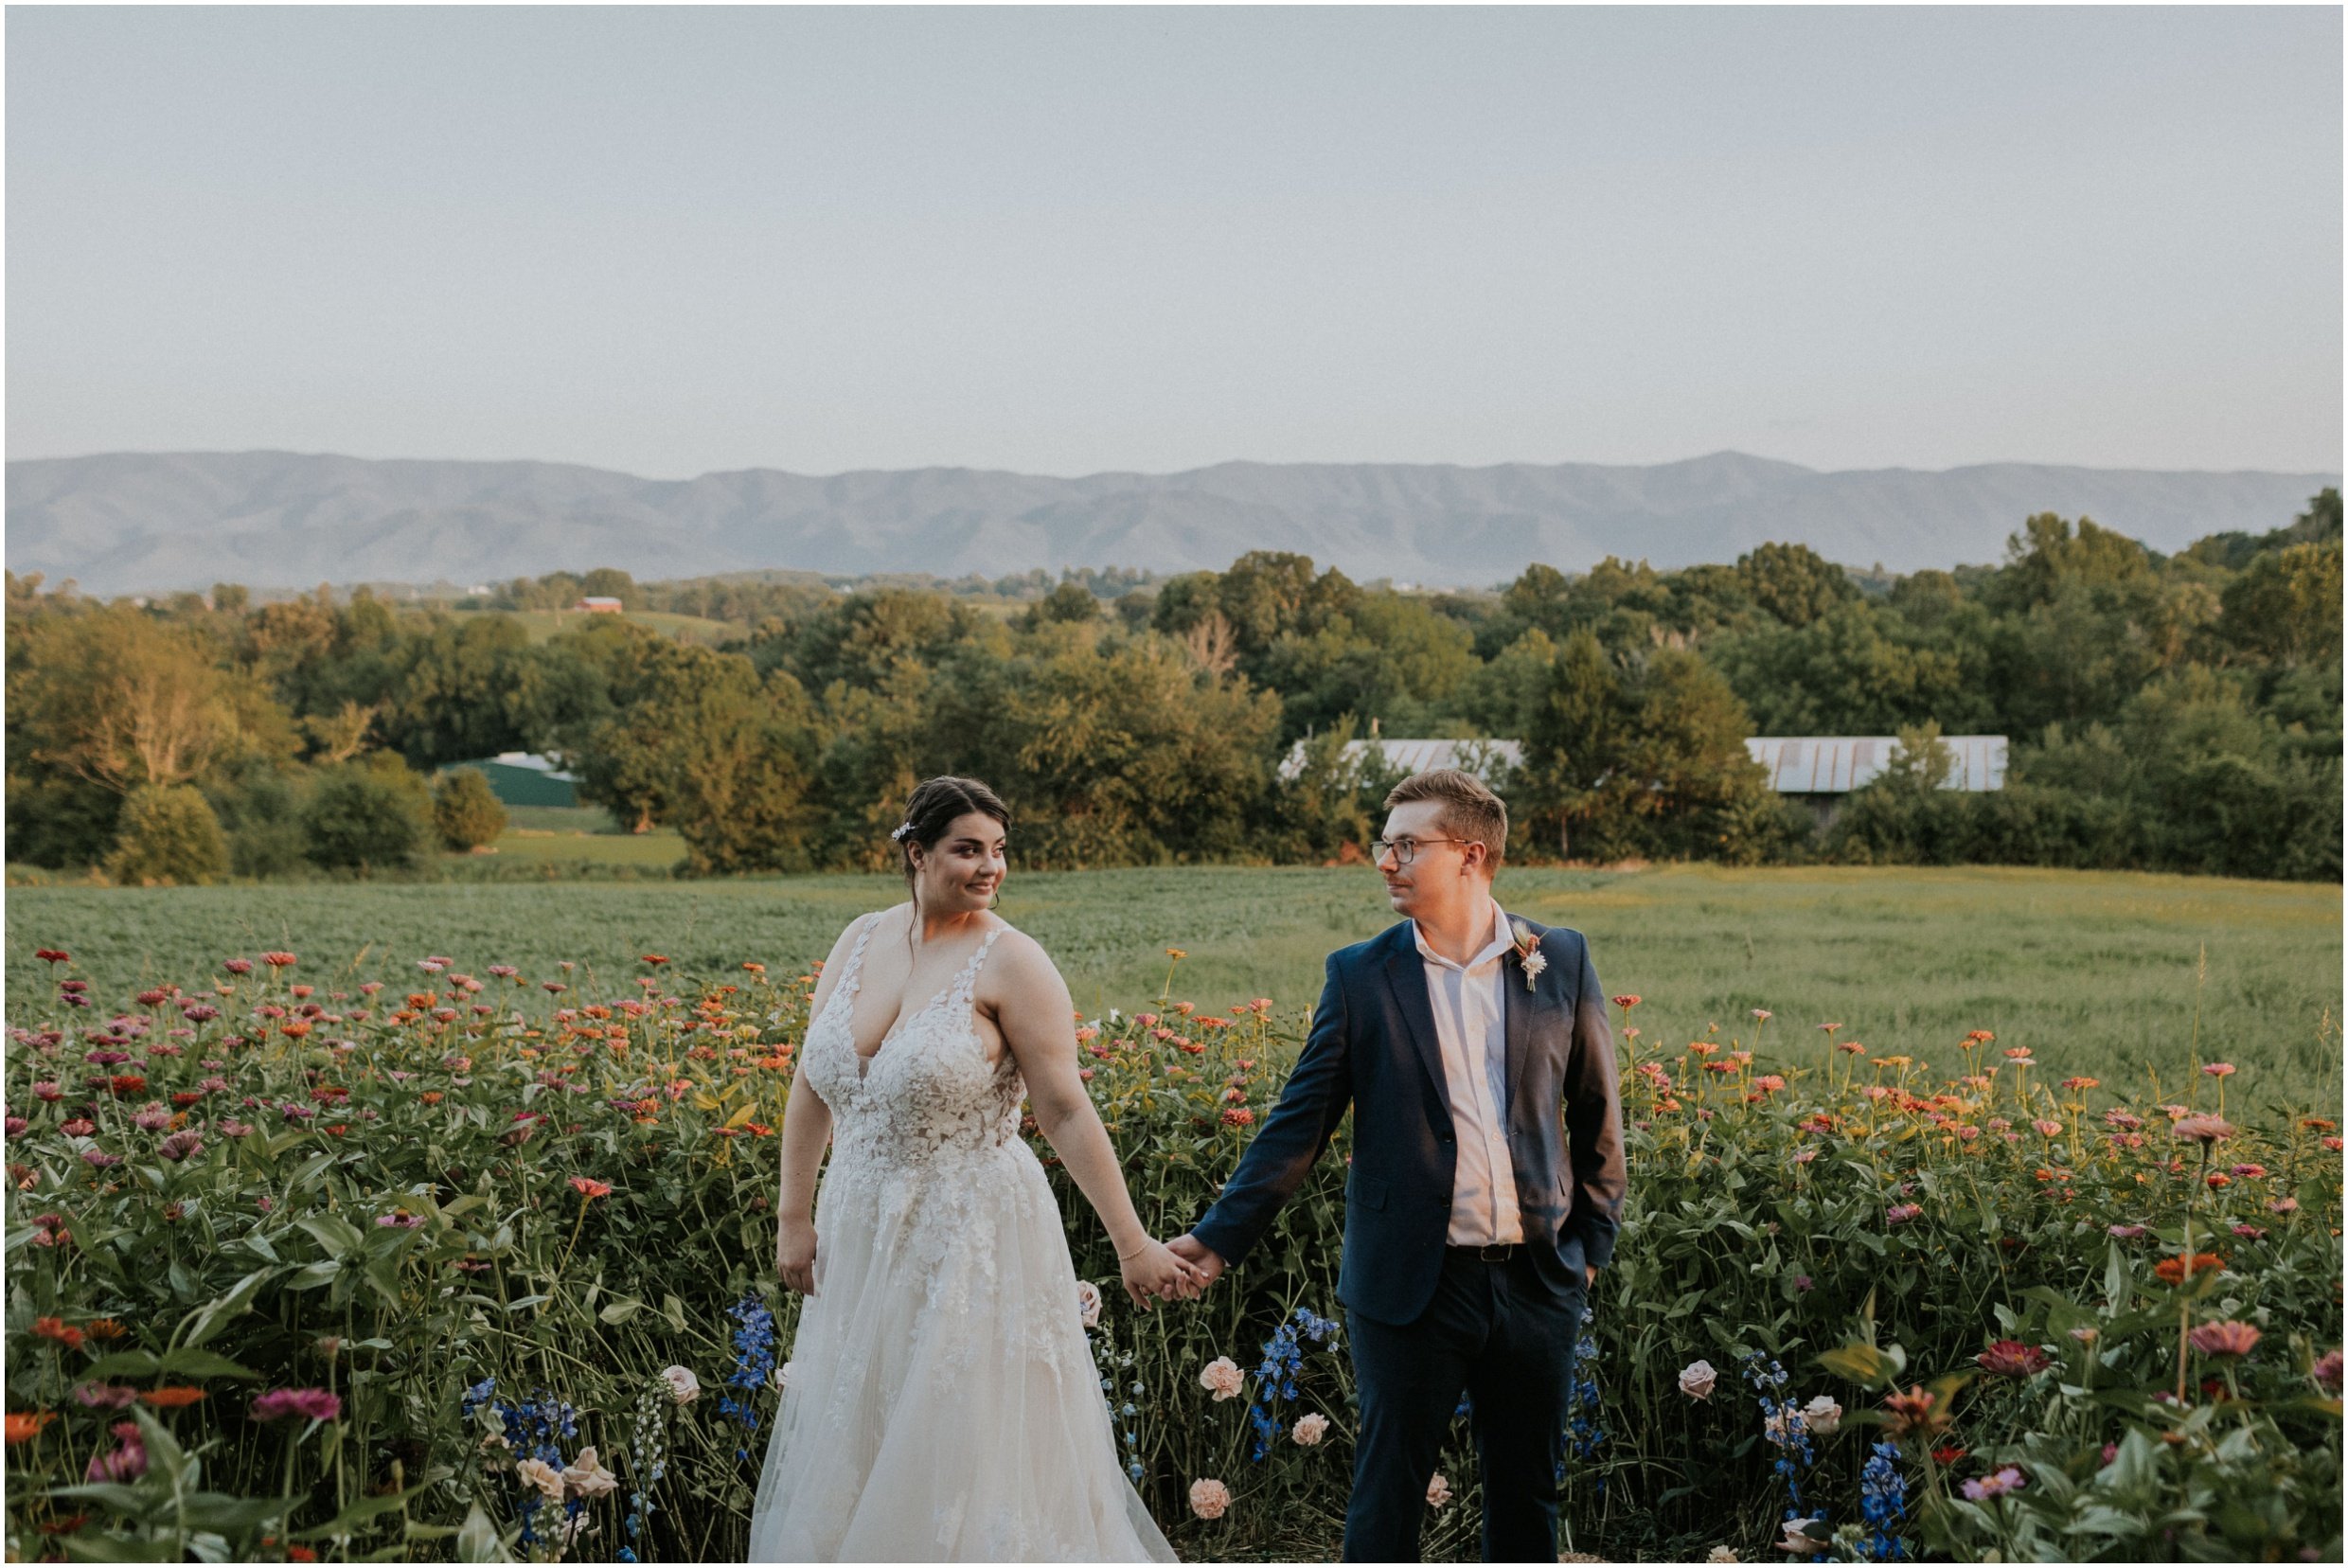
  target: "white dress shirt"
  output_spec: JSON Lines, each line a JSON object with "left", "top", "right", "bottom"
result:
{"left": 1413, "top": 898, "right": 1522, "bottom": 1246}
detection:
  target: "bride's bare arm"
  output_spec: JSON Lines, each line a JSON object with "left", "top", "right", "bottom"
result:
{"left": 991, "top": 935, "right": 1208, "bottom": 1307}
{"left": 776, "top": 918, "right": 863, "bottom": 1292}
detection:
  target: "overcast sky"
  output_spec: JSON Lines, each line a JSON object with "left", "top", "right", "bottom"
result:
{"left": 8, "top": 7, "right": 2340, "bottom": 480}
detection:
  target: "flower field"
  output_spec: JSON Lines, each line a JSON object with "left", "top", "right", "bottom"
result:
{"left": 4, "top": 939, "right": 2341, "bottom": 1562}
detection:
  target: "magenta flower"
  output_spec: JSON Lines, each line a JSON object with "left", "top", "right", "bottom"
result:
{"left": 1886, "top": 1203, "right": 1922, "bottom": 1226}
{"left": 73, "top": 1382, "right": 138, "bottom": 1409}
{"left": 251, "top": 1387, "right": 342, "bottom": 1422}
{"left": 85, "top": 1423, "right": 147, "bottom": 1482}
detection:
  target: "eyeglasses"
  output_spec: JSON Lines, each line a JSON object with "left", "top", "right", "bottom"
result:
{"left": 1370, "top": 836, "right": 1469, "bottom": 866}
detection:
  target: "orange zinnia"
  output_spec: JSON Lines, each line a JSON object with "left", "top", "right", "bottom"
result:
{"left": 85, "top": 1319, "right": 127, "bottom": 1341}
{"left": 568, "top": 1176, "right": 613, "bottom": 1199}
{"left": 139, "top": 1387, "right": 205, "bottom": 1408}
{"left": 2155, "top": 1252, "right": 2226, "bottom": 1285}
{"left": 5, "top": 1412, "right": 57, "bottom": 1443}
{"left": 31, "top": 1317, "right": 84, "bottom": 1350}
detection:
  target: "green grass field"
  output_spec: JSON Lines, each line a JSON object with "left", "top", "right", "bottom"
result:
{"left": 8, "top": 864, "right": 2338, "bottom": 1114}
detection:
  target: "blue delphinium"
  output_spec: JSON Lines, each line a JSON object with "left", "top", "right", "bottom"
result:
{"left": 1858, "top": 1441, "right": 1911, "bottom": 1560}
{"left": 1559, "top": 1305, "right": 1606, "bottom": 1494}
{"left": 1081, "top": 1300, "right": 1153, "bottom": 1488}
{"left": 484, "top": 1387, "right": 578, "bottom": 1547}
{"left": 1245, "top": 1307, "right": 1339, "bottom": 1462}
{"left": 616, "top": 1374, "right": 672, "bottom": 1562}
{"left": 718, "top": 1295, "right": 778, "bottom": 1460}
{"left": 1741, "top": 1352, "right": 1817, "bottom": 1537}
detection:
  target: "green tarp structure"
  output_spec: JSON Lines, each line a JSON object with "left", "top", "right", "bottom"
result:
{"left": 439, "top": 753, "right": 580, "bottom": 809}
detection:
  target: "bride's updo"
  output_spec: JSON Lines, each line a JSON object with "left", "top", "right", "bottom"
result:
{"left": 894, "top": 775, "right": 1011, "bottom": 905}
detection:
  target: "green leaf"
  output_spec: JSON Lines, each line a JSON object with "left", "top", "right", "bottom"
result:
{"left": 178, "top": 1493, "right": 293, "bottom": 1533}
{"left": 78, "top": 1347, "right": 167, "bottom": 1381}
{"left": 291, "top": 1480, "right": 432, "bottom": 1541}
{"left": 157, "top": 1347, "right": 263, "bottom": 1381}
{"left": 43, "top": 1481, "right": 152, "bottom": 1511}
{"left": 1816, "top": 1342, "right": 1902, "bottom": 1388}
{"left": 296, "top": 1213, "right": 367, "bottom": 1258}
{"left": 180, "top": 1267, "right": 276, "bottom": 1350}
{"left": 598, "top": 1296, "right": 643, "bottom": 1325}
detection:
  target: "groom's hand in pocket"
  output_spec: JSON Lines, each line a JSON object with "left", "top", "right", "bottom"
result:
{"left": 1166, "top": 1234, "right": 1225, "bottom": 1292}
{"left": 776, "top": 1217, "right": 819, "bottom": 1295}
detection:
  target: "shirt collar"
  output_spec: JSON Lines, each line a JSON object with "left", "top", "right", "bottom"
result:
{"left": 1412, "top": 898, "right": 1515, "bottom": 973}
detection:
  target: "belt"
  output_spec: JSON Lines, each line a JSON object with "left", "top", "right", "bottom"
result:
{"left": 1446, "top": 1242, "right": 1522, "bottom": 1263}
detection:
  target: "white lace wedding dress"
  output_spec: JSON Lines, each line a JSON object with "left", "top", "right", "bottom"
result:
{"left": 747, "top": 914, "right": 1177, "bottom": 1562}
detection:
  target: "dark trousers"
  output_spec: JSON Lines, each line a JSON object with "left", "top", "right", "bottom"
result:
{"left": 1342, "top": 1250, "right": 1583, "bottom": 1563}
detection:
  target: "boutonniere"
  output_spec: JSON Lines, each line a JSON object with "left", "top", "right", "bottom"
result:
{"left": 1508, "top": 919, "right": 1547, "bottom": 990}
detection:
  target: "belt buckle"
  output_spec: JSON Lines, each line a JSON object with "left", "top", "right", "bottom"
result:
{"left": 1478, "top": 1242, "right": 1511, "bottom": 1263}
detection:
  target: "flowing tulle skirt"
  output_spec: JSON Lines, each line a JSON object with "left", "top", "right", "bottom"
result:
{"left": 746, "top": 1137, "right": 1176, "bottom": 1562}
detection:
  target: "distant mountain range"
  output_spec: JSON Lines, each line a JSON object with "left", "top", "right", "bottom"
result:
{"left": 7, "top": 450, "right": 2337, "bottom": 596}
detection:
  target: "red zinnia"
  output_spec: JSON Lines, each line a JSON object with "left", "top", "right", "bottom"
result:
{"left": 569, "top": 1176, "right": 613, "bottom": 1199}
{"left": 1976, "top": 1340, "right": 2050, "bottom": 1377}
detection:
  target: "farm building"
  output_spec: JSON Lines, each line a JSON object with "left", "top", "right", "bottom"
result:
{"left": 1275, "top": 732, "right": 2007, "bottom": 834}
{"left": 1745, "top": 735, "right": 2008, "bottom": 829}
{"left": 1276, "top": 736, "right": 1524, "bottom": 785}
{"left": 439, "top": 751, "right": 582, "bottom": 809}
{"left": 576, "top": 597, "right": 624, "bottom": 613}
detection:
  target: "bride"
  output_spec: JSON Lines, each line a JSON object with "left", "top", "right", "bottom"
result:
{"left": 749, "top": 775, "right": 1201, "bottom": 1561}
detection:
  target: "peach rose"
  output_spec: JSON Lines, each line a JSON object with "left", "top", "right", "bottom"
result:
{"left": 515, "top": 1457, "right": 565, "bottom": 1506}
{"left": 1199, "top": 1356, "right": 1243, "bottom": 1401}
{"left": 1291, "top": 1412, "right": 1330, "bottom": 1446}
{"left": 1426, "top": 1471, "right": 1454, "bottom": 1507}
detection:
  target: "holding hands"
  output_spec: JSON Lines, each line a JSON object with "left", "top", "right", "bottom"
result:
{"left": 1118, "top": 1236, "right": 1215, "bottom": 1308}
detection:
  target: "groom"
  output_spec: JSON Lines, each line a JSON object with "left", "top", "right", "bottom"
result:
{"left": 1169, "top": 768, "right": 1627, "bottom": 1562}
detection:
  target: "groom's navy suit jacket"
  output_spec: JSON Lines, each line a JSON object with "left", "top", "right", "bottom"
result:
{"left": 1193, "top": 915, "right": 1628, "bottom": 1327}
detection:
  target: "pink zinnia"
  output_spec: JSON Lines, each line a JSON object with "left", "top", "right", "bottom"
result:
{"left": 2187, "top": 1321, "right": 2260, "bottom": 1359}
{"left": 2200, "top": 1062, "right": 2235, "bottom": 1078}
{"left": 2172, "top": 1115, "right": 2233, "bottom": 1146}
{"left": 251, "top": 1387, "right": 342, "bottom": 1422}
{"left": 1886, "top": 1203, "right": 1922, "bottom": 1226}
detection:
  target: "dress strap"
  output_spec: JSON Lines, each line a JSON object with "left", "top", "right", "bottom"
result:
{"left": 951, "top": 923, "right": 1008, "bottom": 1005}
{"left": 837, "top": 912, "right": 882, "bottom": 998}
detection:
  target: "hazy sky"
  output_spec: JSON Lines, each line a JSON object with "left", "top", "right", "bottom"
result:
{"left": 9, "top": 7, "right": 2340, "bottom": 479}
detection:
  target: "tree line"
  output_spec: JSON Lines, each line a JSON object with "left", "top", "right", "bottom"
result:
{"left": 7, "top": 490, "right": 2338, "bottom": 882}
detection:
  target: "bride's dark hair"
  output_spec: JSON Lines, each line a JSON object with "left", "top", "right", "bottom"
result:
{"left": 894, "top": 776, "right": 1010, "bottom": 927}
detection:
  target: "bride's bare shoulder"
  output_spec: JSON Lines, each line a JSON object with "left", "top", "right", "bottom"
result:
{"left": 978, "top": 923, "right": 1067, "bottom": 991}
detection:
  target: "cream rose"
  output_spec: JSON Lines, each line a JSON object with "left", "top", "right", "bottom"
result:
{"left": 1290, "top": 1412, "right": 1330, "bottom": 1447}
{"left": 1678, "top": 1359, "right": 1718, "bottom": 1399}
{"left": 1199, "top": 1356, "right": 1243, "bottom": 1401}
{"left": 561, "top": 1446, "right": 619, "bottom": 1500}
{"left": 660, "top": 1365, "right": 701, "bottom": 1405}
{"left": 1188, "top": 1477, "right": 1231, "bottom": 1520}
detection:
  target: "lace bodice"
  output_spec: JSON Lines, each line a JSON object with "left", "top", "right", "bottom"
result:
{"left": 804, "top": 913, "right": 1027, "bottom": 1175}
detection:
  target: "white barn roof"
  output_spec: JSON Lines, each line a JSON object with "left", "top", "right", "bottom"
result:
{"left": 1744, "top": 736, "right": 2006, "bottom": 793}
{"left": 1277, "top": 738, "right": 1523, "bottom": 783}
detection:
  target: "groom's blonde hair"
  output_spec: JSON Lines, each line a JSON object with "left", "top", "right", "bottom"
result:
{"left": 1383, "top": 769, "right": 1506, "bottom": 873}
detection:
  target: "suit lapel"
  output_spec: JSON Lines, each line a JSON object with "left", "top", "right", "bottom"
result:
{"left": 1501, "top": 911, "right": 1536, "bottom": 1119}
{"left": 1381, "top": 935, "right": 1454, "bottom": 1123}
